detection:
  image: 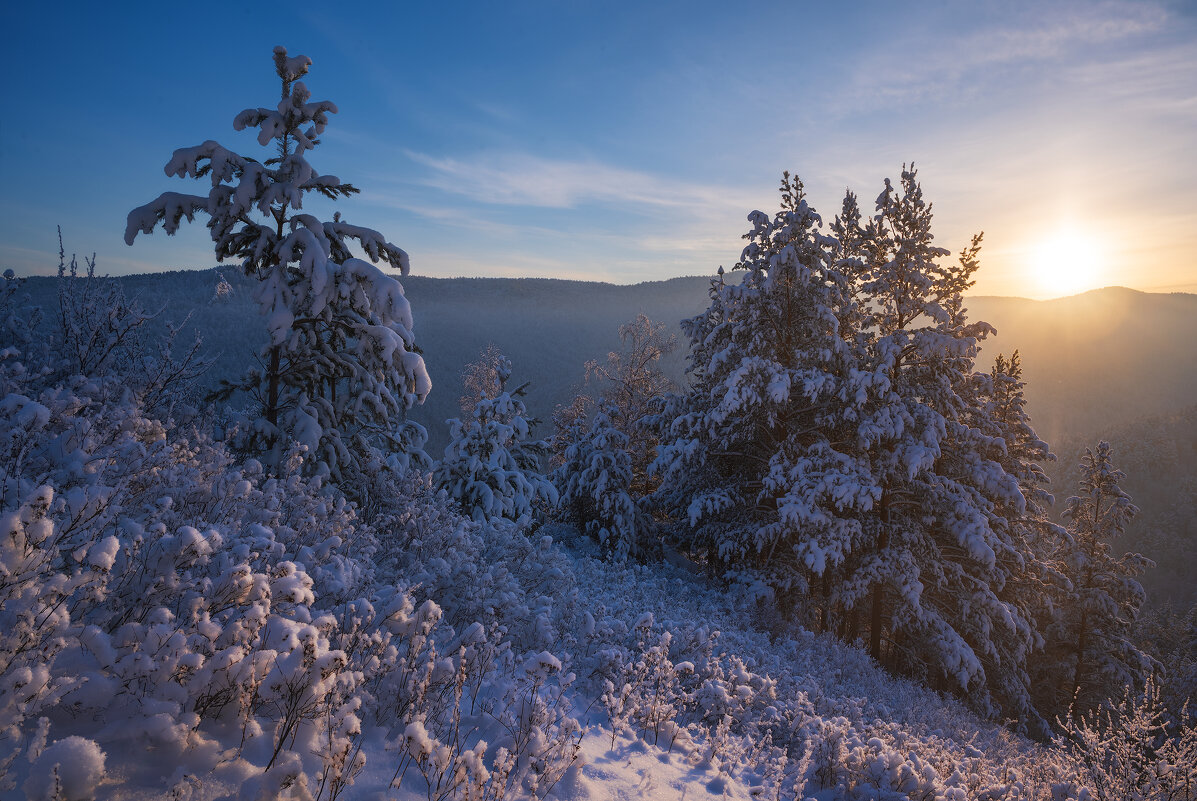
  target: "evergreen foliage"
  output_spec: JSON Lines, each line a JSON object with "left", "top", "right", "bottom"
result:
{"left": 970, "top": 351, "right": 1069, "bottom": 735}
{"left": 435, "top": 352, "right": 556, "bottom": 525}
{"left": 1037, "top": 441, "right": 1156, "bottom": 718}
{"left": 834, "top": 171, "right": 1024, "bottom": 702}
{"left": 553, "top": 314, "right": 677, "bottom": 560}
{"left": 584, "top": 314, "right": 677, "bottom": 495}
{"left": 653, "top": 168, "right": 1073, "bottom": 726}
{"left": 554, "top": 405, "right": 644, "bottom": 560}
{"left": 125, "top": 46, "right": 430, "bottom": 485}
{"left": 651, "top": 173, "right": 874, "bottom": 609}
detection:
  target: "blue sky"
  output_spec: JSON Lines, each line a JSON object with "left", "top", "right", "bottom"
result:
{"left": 2, "top": 1, "right": 1195, "bottom": 298}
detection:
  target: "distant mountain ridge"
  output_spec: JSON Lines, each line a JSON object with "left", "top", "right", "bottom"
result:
{"left": 14, "top": 270, "right": 1197, "bottom": 455}
{"left": 966, "top": 286, "right": 1197, "bottom": 447}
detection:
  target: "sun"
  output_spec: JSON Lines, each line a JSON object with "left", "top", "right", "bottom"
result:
{"left": 1030, "top": 229, "right": 1104, "bottom": 298}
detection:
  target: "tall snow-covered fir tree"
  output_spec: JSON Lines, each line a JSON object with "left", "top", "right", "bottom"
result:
{"left": 435, "top": 352, "right": 556, "bottom": 526}
{"left": 651, "top": 173, "right": 878, "bottom": 626}
{"left": 968, "top": 351, "right": 1069, "bottom": 735}
{"left": 125, "top": 46, "right": 430, "bottom": 484}
{"left": 834, "top": 167, "right": 1039, "bottom": 708}
{"left": 1036, "top": 441, "right": 1156, "bottom": 719}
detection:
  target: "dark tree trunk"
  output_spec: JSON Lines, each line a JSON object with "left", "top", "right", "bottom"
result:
{"left": 843, "top": 605, "right": 860, "bottom": 642}
{"left": 267, "top": 345, "right": 280, "bottom": 429}
{"left": 1068, "top": 609, "right": 1089, "bottom": 710}
{"left": 820, "top": 572, "right": 832, "bottom": 634}
{"left": 871, "top": 501, "right": 891, "bottom": 664}
{"left": 870, "top": 583, "right": 885, "bottom": 663}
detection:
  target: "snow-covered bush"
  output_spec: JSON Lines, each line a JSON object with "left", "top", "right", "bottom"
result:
{"left": 42, "top": 230, "right": 210, "bottom": 418}
{"left": 559, "top": 532, "right": 1130, "bottom": 801}
{"left": 1058, "top": 678, "right": 1197, "bottom": 801}
{"left": 0, "top": 349, "right": 370, "bottom": 771}
{"left": 0, "top": 369, "right": 583, "bottom": 799}
{"left": 0, "top": 259, "right": 591, "bottom": 798}
{"left": 375, "top": 475, "right": 576, "bottom": 659}
{"left": 0, "top": 481, "right": 85, "bottom": 788}
{"left": 485, "top": 651, "right": 585, "bottom": 799}
{"left": 23, "top": 735, "right": 106, "bottom": 801}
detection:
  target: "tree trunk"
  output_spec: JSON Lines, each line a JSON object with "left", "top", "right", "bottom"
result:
{"left": 820, "top": 572, "right": 832, "bottom": 634}
{"left": 843, "top": 605, "right": 859, "bottom": 642}
{"left": 870, "top": 582, "right": 885, "bottom": 663}
{"left": 266, "top": 342, "right": 282, "bottom": 462}
{"left": 267, "top": 344, "right": 281, "bottom": 434}
{"left": 1068, "top": 609, "right": 1089, "bottom": 711}
{"left": 870, "top": 500, "right": 891, "bottom": 664}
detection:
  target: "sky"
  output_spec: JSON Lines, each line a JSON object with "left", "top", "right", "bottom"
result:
{"left": 2, "top": 1, "right": 1195, "bottom": 299}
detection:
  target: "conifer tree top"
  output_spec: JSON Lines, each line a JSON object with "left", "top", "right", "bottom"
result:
{"left": 124, "top": 45, "right": 429, "bottom": 481}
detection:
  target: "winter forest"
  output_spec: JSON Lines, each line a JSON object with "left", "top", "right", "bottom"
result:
{"left": 3, "top": 45, "right": 1196, "bottom": 801}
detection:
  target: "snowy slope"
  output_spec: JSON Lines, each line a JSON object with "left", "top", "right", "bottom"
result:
{"left": 5, "top": 268, "right": 1192, "bottom": 800}
{"left": 4, "top": 514, "right": 1064, "bottom": 800}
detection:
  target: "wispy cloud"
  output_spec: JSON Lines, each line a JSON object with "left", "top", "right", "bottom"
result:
{"left": 382, "top": 150, "right": 767, "bottom": 277}
{"left": 1061, "top": 42, "right": 1197, "bottom": 115}
{"left": 843, "top": 1, "right": 1169, "bottom": 107}
{"left": 404, "top": 150, "right": 762, "bottom": 214}
{"left": 958, "top": 2, "right": 1164, "bottom": 64}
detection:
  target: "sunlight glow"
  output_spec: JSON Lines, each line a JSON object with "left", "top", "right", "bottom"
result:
{"left": 1030, "top": 229, "right": 1105, "bottom": 298}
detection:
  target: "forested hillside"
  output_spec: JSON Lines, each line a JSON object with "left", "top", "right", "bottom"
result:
{"left": 16, "top": 271, "right": 1197, "bottom": 454}
{"left": 15, "top": 270, "right": 1197, "bottom": 612}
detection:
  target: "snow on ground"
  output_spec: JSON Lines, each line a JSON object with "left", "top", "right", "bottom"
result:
{"left": 3, "top": 502, "right": 1057, "bottom": 800}
{"left": 564, "top": 735, "right": 749, "bottom": 801}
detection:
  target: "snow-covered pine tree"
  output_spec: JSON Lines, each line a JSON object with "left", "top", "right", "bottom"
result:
{"left": 554, "top": 404, "right": 644, "bottom": 561}
{"left": 832, "top": 167, "right": 1043, "bottom": 713}
{"left": 125, "top": 46, "right": 430, "bottom": 484}
{"left": 435, "top": 352, "right": 556, "bottom": 526}
{"left": 552, "top": 313, "right": 676, "bottom": 558}
{"left": 651, "top": 173, "right": 876, "bottom": 625}
{"left": 969, "top": 351, "right": 1069, "bottom": 735}
{"left": 654, "top": 168, "right": 1061, "bottom": 725}
{"left": 1037, "top": 441, "right": 1156, "bottom": 718}
{"left": 584, "top": 315, "right": 677, "bottom": 496}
